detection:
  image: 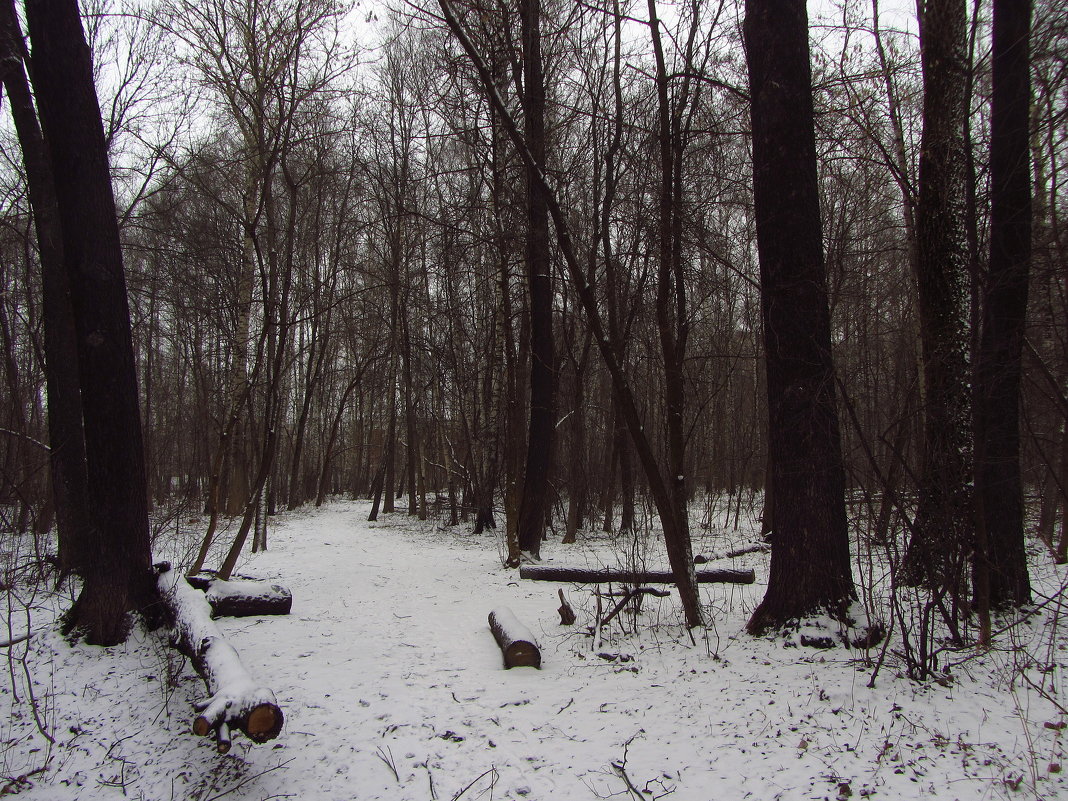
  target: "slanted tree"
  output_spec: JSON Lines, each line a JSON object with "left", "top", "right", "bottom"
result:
{"left": 743, "top": 0, "right": 855, "bottom": 634}
{"left": 439, "top": 0, "right": 704, "bottom": 627}
{"left": 0, "top": 0, "right": 90, "bottom": 576}
{"left": 974, "top": 0, "right": 1033, "bottom": 611}
{"left": 25, "top": 0, "right": 154, "bottom": 645}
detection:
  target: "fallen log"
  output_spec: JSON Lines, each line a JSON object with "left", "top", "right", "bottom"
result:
{"left": 693, "top": 543, "right": 771, "bottom": 563}
{"left": 519, "top": 565, "right": 755, "bottom": 585}
{"left": 488, "top": 607, "right": 541, "bottom": 669}
{"left": 156, "top": 563, "right": 284, "bottom": 752}
{"left": 186, "top": 572, "right": 293, "bottom": 618}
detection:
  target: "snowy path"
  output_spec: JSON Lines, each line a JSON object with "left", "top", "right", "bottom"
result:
{"left": 6, "top": 500, "right": 1067, "bottom": 800}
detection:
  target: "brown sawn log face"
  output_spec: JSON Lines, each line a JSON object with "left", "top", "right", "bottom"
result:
{"left": 245, "top": 703, "right": 285, "bottom": 742}
{"left": 519, "top": 565, "right": 755, "bottom": 585}
{"left": 488, "top": 607, "right": 542, "bottom": 669}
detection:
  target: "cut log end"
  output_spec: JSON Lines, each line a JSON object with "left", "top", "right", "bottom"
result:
{"left": 193, "top": 702, "right": 283, "bottom": 744}
{"left": 504, "top": 642, "right": 541, "bottom": 669}
{"left": 246, "top": 703, "right": 284, "bottom": 743}
{"left": 216, "top": 723, "right": 232, "bottom": 754}
{"left": 193, "top": 715, "right": 212, "bottom": 738}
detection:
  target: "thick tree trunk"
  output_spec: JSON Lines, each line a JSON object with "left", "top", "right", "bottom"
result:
{"left": 26, "top": 0, "right": 154, "bottom": 645}
{"left": 516, "top": 0, "right": 554, "bottom": 562}
{"left": 367, "top": 460, "right": 386, "bottom": 522}
{"left": 0, "top": 0, "right": 90, "bottom": 575}
{"left": 973, "top": 0, "right": 1032, "bottom": 609}
{"left": 743, "top": 0, "right": 855, "bottom": 634}
{"left": 903, "top": 0, "right": 974, "bottom": 604}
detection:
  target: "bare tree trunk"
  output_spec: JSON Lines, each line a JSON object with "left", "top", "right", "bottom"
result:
{"left": 0, "top": 0, "right": 90, "bottom": 574}
{"left": 516, "top": 0, "right": 554, "bottom": 562}
{"left": 27, "top": 0, "right": 154, "bottom": 645}
{"left": 903, "top": 0, "right": 974, "bottom": 611}
{"left": 973, "top": 0, "right": 1033, "bottom": 610}
{"left": 602, "top": 0, "right": 633, "bottom": 537}
{"left": 743, "top": 0, "right": 855, "bottom": 633}
{"left": 402, "top": 305, "right": 419, "bottom": 517}
{"left": 316, "top": 372, "right": 364, "bottom": 507}
{"left": 648, "top": 0, "right": 700, "bottom": 609}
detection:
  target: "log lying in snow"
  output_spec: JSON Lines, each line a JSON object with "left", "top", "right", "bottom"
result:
{"left": 693, "top": 543, "right": 771, "bottom": 563}
{"left": 186, "top": 573, "right": 293, "bottom": 618}
{"left": 519, "top": 565, "right": 755, "bottom": 585}
{"left": 488, "top": 607, "right": 541, "bottom": 669}
{"left": 156, "top": 563, "right": 284, "bottom": 752}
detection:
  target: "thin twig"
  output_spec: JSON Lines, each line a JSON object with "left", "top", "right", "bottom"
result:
{"left": 375, "top": 745, "right": 400, "bottom": 782}
{"left": 201, "top": 759, "right": 294, "bottom": 801}
{"left": 0, "top": 428, "right": 49, "bottom": 452}
{"left": 0, "top": 632, "right": 31, "bottom": 648}
{"left": 451, "top": 767, "right": 498, "bottom": 801}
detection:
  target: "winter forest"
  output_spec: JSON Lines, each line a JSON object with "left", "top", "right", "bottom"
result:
{"left": 1, "top": 0, "right": 1067, "bottom": 797}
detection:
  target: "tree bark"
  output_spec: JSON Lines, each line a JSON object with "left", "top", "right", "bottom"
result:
{"left": 743, "top": 0, "right": 855, "bottom": 634}
{"left": 973, "top": 0, "right": 1033, "bottom": 609}
{"left": 516, "top": 0, "right": 554, "bottom": 561}
{"left": 186, "top": 573, "right": 293, "bottom": 618}
{"left": 26, "top": 0, "right": 154, "bottom": 645}
{"left": 0, "top": 0, "right": 90, "bottom": 576}
{"left": 903, "top": 0, "right": 974, "bottom": 603}
{"left": 648, "top": 0, "right": 705, "bottom": 625}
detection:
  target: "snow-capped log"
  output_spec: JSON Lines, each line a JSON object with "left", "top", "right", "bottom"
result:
{"left": 186, "top": 573, "right": 293, "bottom": 618}
{"left": 488, "top": 607, "right": 541, "bottom": 669}
{"left": 693, "top": 544, "right": 771, "bottom": 563}
{"left": 519, "top": 565, "right": 756, "bottom": 585}
{"left": 155, "top": 563, "right": 284, "bottom": 752}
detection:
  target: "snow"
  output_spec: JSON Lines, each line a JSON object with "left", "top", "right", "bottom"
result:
{"left": 202, "top": 578, "right": 289, "bottom": 604}
{"left": 2, "top": 499, "right": 1067, "bottom": 800}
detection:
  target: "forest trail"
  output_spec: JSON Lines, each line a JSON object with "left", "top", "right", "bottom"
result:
{"left": 208, "top": 501, "right": 620, "bottom": 801}
{"left": 7, "top": 500, "right": 1064, "bottom": 801}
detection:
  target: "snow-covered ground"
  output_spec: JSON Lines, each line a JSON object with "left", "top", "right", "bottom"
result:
{"left": 2, "top": 499, "right": 1067, "bottom": 800}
